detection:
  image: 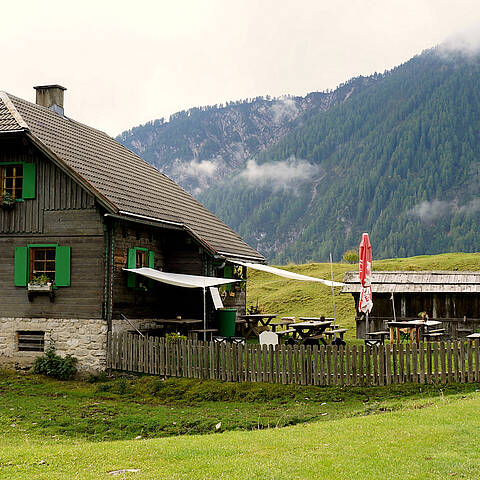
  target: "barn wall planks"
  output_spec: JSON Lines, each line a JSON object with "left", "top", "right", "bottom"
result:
{"left": 0, "top": 236, "right": 104, "bottom": 318}
{"left": 111, "top": 223, "right": 208, "bottom": 320}
{"left": 0, "top": 137, "right": 97, "bottom": 235}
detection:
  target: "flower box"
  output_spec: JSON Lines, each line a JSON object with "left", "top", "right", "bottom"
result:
{"left": 27, "top": 283, "right": 53, "bottom": 292}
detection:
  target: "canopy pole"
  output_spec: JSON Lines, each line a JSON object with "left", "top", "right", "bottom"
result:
{"left": 329, "top": 253, "right": 336, "bottom": 329}
{"left": 391, "top": 292, "right": 396, "bottom": 322}
{"left": 203, "top": 287, "right": 206, "bottom": 342}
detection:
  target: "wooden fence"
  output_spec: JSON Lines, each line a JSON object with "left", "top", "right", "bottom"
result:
{"left": 107, "top": 333, "right": 480, "bottom": 386}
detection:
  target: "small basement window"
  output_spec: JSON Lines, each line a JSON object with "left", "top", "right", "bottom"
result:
{"left": 17, "top": 331, "right": 45, "bottom": 352}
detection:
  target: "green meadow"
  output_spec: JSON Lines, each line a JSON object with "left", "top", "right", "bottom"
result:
{"left": 247, "top": 252, "right": 480, "bottom": 338}
{"left": 2, "top": 253, "right": 480, "bottom": 479}
{"left": 0, "top": 372, "right": 479, "bottom": 479}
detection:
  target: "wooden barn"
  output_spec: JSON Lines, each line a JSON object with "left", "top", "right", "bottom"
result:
{"left": 0, "top": 85, "right": 264, "bottom": 372}
{"left": 342, "top": 271, "right": 480, "bottom": 339}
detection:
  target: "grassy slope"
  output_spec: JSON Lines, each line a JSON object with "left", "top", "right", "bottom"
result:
{"left": 1, "top": 389, "right": 479, "bottom": 479}
{"left": 247, "top": 253, "right": 480, "bottom": 339}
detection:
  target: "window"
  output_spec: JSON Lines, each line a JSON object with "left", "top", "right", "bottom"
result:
{"left": 0, "top": 164, "right": 23, "bottom": 199}
{"left": 17, "top": 331, "right": 45, "bottom": 352}
{"left": 0, "top": 163, "right": 36, "bottom": 200}
{"left": 14, "top": 244, "right": 71, "bottom": 287}
{"left": 30, "top": 247, "right": 56, "bottom": 282}
{"left": 136, "top": 249, "right": 147, "bottom": 268}
{"left": 127, "top": 247, "right": 154, "bottom": 288}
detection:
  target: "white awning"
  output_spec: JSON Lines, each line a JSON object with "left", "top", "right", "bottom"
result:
{"left": 232, "top": 261, "right": 345, "bottom": 287}
{"left": 124, "top": 267, "right": 239, "bottom": 289}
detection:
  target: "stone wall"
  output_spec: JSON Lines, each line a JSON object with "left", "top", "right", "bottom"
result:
{"left": 0, "top": 317, "right": 108, "bottom": 373}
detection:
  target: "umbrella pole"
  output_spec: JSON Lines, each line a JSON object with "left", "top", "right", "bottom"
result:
{"left": 366, "top": 312, "right": 369, "bottom": 338}
{"left": 203, "top": 287, "right": 206, "bottom": 342}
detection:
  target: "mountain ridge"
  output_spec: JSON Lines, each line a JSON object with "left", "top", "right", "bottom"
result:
{"left": 118, "top": 47, "right": 480, "bottom": 264}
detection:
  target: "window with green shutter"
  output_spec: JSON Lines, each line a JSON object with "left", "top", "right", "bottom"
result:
{"left": 0, "top": 162, "right": 36, "bottom": 200}
{"left": 127, "top": 247, "right": 155, "bottom": 289}
{"left": 14, "top": 244, "right": 70, "bottom": 288}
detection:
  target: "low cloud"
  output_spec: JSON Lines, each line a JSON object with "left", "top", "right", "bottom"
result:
{"left": 238, "top": 157, "right": 323, "bottom": 190}
{"left": 410, "top": 198, "right": 480, "bottom": 222}
{"left": 438, "top": 27, "right": 480, "bottom": 57}
{"left": 270, "top": 98, "right": 299, "bottom": 124}
{"left": 171, "top": 159, "right": 218, "bottom": 193}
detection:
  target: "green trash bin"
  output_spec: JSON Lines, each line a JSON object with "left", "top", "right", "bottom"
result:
{"left": 216, "top": 308, "right": 236, "bottom": 338}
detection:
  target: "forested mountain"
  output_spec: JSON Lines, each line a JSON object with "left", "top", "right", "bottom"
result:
{"left": 116, "top": 81, "right": 374, "bottom": 193}
{"left": 118, "top": 47, "right": 480, "bottom": 264}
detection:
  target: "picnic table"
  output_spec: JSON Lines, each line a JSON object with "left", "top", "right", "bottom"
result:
{"left": 289, "top": 318, "right": 333, "bottom": 345}
{"left": 387, "top": 320, "right": 442, "bottom": 346}
{"left": 238, "top": 314, "right": 278, "bottom": 339}
{"left": 153, "top": 318, "right": 203, "bottom": 335}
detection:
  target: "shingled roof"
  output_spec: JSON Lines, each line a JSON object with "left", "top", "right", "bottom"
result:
{"left": 341, "top": 271, "right": 480, "bottom": 294}
{"left": 0, "top": 91, "right": 264, "bottom": 262}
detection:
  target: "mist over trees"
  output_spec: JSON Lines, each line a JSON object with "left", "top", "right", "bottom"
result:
{"left": 118, "top": 47, "right": 480, "bottom": 264}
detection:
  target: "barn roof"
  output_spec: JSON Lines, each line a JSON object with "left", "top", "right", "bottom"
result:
{"left": 341, "top": 271, "right": 480, "bottom": 294}
{"left": 0, "top": 91, "right": 264, "bottom": 263}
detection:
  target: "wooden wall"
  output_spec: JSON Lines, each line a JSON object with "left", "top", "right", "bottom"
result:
{"left": 0, "top": 136, "right": 105, "bottom": 319}
{"left": 0, "top": 137, "right": 95, "bottom": 234}
{"left": 111, "top": 222, "right": 206, "bottom": 320}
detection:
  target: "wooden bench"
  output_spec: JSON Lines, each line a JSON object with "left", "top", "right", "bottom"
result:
{"left": 323, "top": 328, "right": 348, "bottom": 345}
{"left": 422, "top": 332, "right": 444, "bottom": 341}
{"left": 188, "top": 328, "right": 218, "bottom": 341}
{"left": 271, "top": 317, "right": 295, "bottom": 332}
{"left": 275, "top": 328, "right": 297, "bottom": 336}
{"left": 365, "top": 331, "right": 389, "bottom": 346}
{"left": 467, "top": 333, "right": 480, "bottom": 340}
{"left": 324, "top": 328, "right": 347, "bottom": 336}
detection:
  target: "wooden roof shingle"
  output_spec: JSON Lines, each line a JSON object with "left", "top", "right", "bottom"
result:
{"left": 0, "top": 91, "right": 264, "bottom": 262}
{"left": 341, "top": 270, "right": 480, "bottom": 294}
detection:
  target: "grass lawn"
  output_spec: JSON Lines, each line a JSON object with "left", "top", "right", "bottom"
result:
{"left": 247, "top": 252, "right": 480, "bottom": 339}
{"left": 0, "top": 375, "right": 479, "bottom": 479}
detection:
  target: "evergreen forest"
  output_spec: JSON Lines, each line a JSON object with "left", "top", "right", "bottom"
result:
{"left": 118, "top": 47, "right": 480, "bottom": 264}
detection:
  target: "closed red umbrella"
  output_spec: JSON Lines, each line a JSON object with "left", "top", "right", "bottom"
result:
{"left": 359, "top": 233, "right": 373, "bottom": 335}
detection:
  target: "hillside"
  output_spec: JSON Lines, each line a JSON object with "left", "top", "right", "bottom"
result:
{"left": 198, "top": 48, "right": 480, "bottom": 263}
{"left": 247, "top": 252, "right": 480, "bottom": 339}
{"left": 116, "top": 81, "right": 374, "bottom": 194}
{"left": 117, "top": 47, "right": 480, "bottom": 264}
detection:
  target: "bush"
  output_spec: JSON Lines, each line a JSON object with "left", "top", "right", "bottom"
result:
{"left": 342, "top": 249, "right": 359, "bottom": 264}
{"left": 165, "top": 332, "right": 187, "bottom": 342}
{"left": 32, "top": 342, "right": 78, "bottom": 380}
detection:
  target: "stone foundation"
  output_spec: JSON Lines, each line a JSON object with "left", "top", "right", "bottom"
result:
{"left": 0, "top": 317, "right": 108, "bottom": 373}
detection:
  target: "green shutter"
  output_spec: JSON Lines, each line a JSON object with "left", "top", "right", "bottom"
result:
{"left": 14, "top": 247, "right": 28, "bottom": 286}
{"left": 22, "top": 163, "right": 36, "bottom": 199}
{"left": 224, "top": 265, "right": 233, "bottom": 291}
{"left": 147, "top": 251, "right": 155, "bottom": 288}
{"left": 55, "top": 246, "right": 71, "bottom": 287}
{"left": 127, "top": 248, "right": 137, "bottom": 288}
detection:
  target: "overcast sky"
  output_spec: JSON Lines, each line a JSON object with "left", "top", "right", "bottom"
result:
{"left": 2, "top": 0, "right": 480, "bottom": 136}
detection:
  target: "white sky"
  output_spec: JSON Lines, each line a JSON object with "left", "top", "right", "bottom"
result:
{"left": 2, "top": 0, "right": 480, "bottom": 136}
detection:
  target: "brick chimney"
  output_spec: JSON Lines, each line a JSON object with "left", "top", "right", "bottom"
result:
{"left": 33, "top": 84, "right": 66, "bottom": 116}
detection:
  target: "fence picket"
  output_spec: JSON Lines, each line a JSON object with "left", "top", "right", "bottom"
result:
{"left": 326, "top": 346, "right": 332, "bottom": 386}
{"left": 460, "top": 342, "right": 466, "bottom": 383}
{"left": 440, "top": 342, "right": 446, "bottom": 383}
{"left": 332, "top": 346, "right": 338, "bottom": 386}
{"left": 475, "top": 340, "right": 480, "bottom": 382}
{"left": 433, "top": 342, "right": 439, "bottom": 383}
{"left": 426, "top": 343, "right": 432, "bottom": 384}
